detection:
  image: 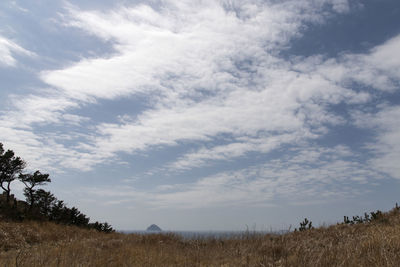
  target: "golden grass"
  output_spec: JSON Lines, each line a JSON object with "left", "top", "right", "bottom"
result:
{"left": 1, "top": 208, "right": 400, "bottom": 266}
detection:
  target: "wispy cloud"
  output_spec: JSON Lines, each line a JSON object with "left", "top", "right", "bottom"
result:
{"left": 167, "top": 134, "right": 299, "bottom": 171}
{"left": 0, "top": 0, "right": 398, "bottom": 185}
{"left": 0, "top": 34, "right": 34, "bottom": 66}
{"left": 353, "top": 105, "right": 400, "bottom": 180}
{"left": 42, "top": 0, "right": 366, "bottom": 165}
{"left": 298, "top": 35, "right": 400, "bottom": 92}
{"left": 79, "top": 144, "right": 382, "bottom": 209}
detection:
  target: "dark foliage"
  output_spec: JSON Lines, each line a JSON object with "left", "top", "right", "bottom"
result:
{"left": 342, "top": 209, "right": 387, "bottom": 225}
{"left": 0, "top": 142, "right": 113, "bottom": 233}
{"left": 0, "top": 143, "right": 26, "bottom": 202}
{"left": 88, "top": 221, "right": 114, "bottom": 233}
{"left": 298, "top": 218, "right": 313, "bottom": 231}
{"left": 20, "top": 170, "right": 51, "bottom": 209}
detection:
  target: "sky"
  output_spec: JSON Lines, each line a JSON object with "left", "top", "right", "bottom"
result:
{"left": 0, "top": 0, "right": 399, "bottom": 231}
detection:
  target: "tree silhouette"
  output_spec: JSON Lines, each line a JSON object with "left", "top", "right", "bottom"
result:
{"left": 49, "top": 199, "right": 66, "bottom": 222}
{"left": 101, "top": 222, "right": 113, "bottom": 233}
{"left": 32, "top": 189, "right": 56, "bottom": 217}
{"left": 0, "top": 143, "right": 25, "bottom": 203}
{"left": 20, "top": 170, "right": 51, "bottom": 209}
{"left": 0, "top": 143, "right": 114, "bottom": 232}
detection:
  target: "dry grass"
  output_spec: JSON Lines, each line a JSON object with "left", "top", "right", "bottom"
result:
{"left": 1, "top": 208, "right": 400, "bottom": 266}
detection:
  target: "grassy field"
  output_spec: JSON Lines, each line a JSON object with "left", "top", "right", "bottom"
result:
{"left": 1, "top": 207, "right": 400, "bottom": 266}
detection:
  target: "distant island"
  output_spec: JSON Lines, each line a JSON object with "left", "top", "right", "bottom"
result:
{"left": 146, "top": 224, "right": 162, "bottom": 232}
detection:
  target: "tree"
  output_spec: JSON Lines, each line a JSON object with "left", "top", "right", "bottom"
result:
{"left": 49, "top": 199, "right": 66, "bottom": 222}
{"left": 0, "top": 143, "right": 26, "bottom": 202}
{"left": 0, "top": 143, "right": 114, "bottom": 231}
{"left": 101, "top": 222, "right": 114, "bottom": 233}
{"left": 32, "top": 189, "right": 56, "bottom": 217}
{"left": 20, "top": 170, "right": 51, "bottom": 209}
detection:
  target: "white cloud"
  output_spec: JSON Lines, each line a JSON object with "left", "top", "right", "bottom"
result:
{"left": 331, "top": 0, "right": 350, "bottom": 13}
{"left": 353, "top": 105, "right": 400, "bottom": 180}
{"left": 300, "top": 35, "right": 400, "bottom": 92}
{"left": 79, "top": 144, "right": 381, "bottom": 209}
{"left": 43, "top": 1, "right": 306, "bottom": 103}
{"left": 86, "top": 68, "right": 364, "bottom": 163}
{"left": 0, "top": 0, "right": 398, "bottom": 177}
{"left": 10, "top": 1, "right": 29, "bottom": 13}
{"left": 167, "top": 134, "right": 300, "bottom": 171}
{"left": 0, "top": 93, "right": 98, "bottom": 172}
{"left": 3, "top": 94, "right": 79, "bottom": 128}
{"left": 44, "top": 0, "right": 359, "bottom": 103}
{"left": 363, "top": 35, "right": 400, "bottom": 83}
{"left": 0, "top": 35, "right": 34, "bottom": 66}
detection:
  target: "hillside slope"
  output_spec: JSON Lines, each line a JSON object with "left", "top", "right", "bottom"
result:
{"left": 1, "top": 206, "right": 400, "bottom": 266}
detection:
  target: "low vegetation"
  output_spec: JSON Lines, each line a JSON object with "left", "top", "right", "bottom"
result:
{"left": 0, "top": 205, "right": 399, "bottom": 266}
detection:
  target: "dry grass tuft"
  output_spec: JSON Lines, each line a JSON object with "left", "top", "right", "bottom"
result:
{"left": 1, "top": 207, "right": 400, "bottom": 266}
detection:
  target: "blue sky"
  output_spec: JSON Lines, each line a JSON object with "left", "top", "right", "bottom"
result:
{"left": 1, "top": 0, "right": 399, "bottom": 231}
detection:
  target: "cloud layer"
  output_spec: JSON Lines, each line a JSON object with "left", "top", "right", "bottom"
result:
{"left": 0, "top": 0, "right": 399, "bottom": 213}
{"left": 82, "top": 144, "right": 383, "bottom": 209}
